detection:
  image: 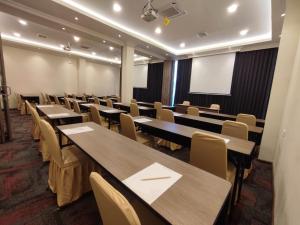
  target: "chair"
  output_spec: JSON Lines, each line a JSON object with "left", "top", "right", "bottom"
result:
{"left": 90, "top": 172, "right": 141, "bottom": 225}
{"left": 64, "top": 98, "right": 72, "bottom": 110}
{"left": 210, "top": 104, "right": 220, "bottom": 112}
{"left": 157, "top": 109, "right": 181, "bottom": 151}
{"left": 120, "top": 113, "right": 152, "bottom": 144}
{"left": 190, "top": 131, "right": 236, "bottom": 184}
{"left": 17, "top": 94, "right": 26, "bottom": 115}
{"left": 45, "top": 94, "right": 55, "bottom": 105}
{"left": 72, "top": 94, "right": 76, "bottom": 99}
{"left": 187, "top": 107, "right": 199, "bottom": 116}
{"left": 131, "top": 99, "right": 137, "bottom": 103}
{"left": 236, "top": 113, "right": 256, "bottom": 126}
{"left": 64, "top": 92, "right": 68, "bottom": 97}
{"left": 82, "top": 95, "right": 87, "bottom": 102}
{"left": 94, "top": 97, "right": 100, "bottom": 105}
{"left": 25, "top": 100, "right": 40, "bottom": 140}
{"left": 39, "top": 119, "right": 95, "bottom": 206}
{"left": 106, "top": 99, "right": 113, "bottom": 108}
{"left": 182, "top": 101, "right": 190, "bottom": 106}
{"left": 73, "top": 101, "right": 89, "bottom": 122}
{"left": 130, "top": 103, "right": 140, "bottom": 117}
{"left": 154, "top": 102, "right": 162, "bottom": 119}
{"left": 221, "top": 120, "right": 248, "bottom": 140}
{"left": 54, "top": 96, "right": 61, "bottom": 105}
{"left": 41, "top": 93, "right": 47, "bottom": 105}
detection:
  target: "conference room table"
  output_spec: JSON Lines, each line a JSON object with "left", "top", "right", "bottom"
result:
{"left": 80, "top": 103, "right": 126, "bottom": 128}
{"left": 174, "top": 113, "right": 264, "bottom": 145}
{"left": 57, "top": 121, "right": 231, "bottom": 225}
{"left": 113, "top": 102, "right": 156, "bottom": 117}
{"left": 137, "top": 101, "right": 175, "bottom": 111}
{"left": 20, "top": 94, "right": 40, "bottom": 114}
{"left": 133, "top": 116, "right": 256, "bottom": 205}
{"left": 176, "top": 104, "right": 219, "bottom": 113}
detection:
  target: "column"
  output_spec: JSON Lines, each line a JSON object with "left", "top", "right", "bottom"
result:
{"left": 121, "top": 45, "right": 134, "bottom": 103}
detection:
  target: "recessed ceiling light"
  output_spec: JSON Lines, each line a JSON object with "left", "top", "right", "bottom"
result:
{"left": 155, "top": 27, "right": 162, "bottom": 34}
{"left": 150, "top": 56, "right": 153, "bottom": 58}
{"left": 179, "top": 42, "right": 186, "bottom": 48}
{"left": 73, "top": 36, "right": 80, "bottom": 42}
{"left": 18, "top": 19, "right": 27, "bottom": 26}
{"left": 281, "top": 13, "right": 286, "bottom": 17}
{"left": 146, "top": 45, "right": 150, "bottom": 48}
{"left": 118, "top": 34, "right": 122, "bottom": 38}
{"left": 227, "top": 4, "right": 239, "bottom": 13}
{"left": 165, "top": 53, "right": 169, "bottom": 56}
{"left": 134, "top": 54, "right": 138, "bottom": 57}
{"left": 102, "top": 40, "right": 106, "bottom": 44}
{"left": 113, "top": 3, "right": 122, "bottom": 12}
{"left": 92, "top": 52, "right": 96, "bottom": 55}
{"left": 115, "top": 57, "right": 119, "bottom": 60}
{"left": 74, "top": 17, "right": 79, "bottom": 21}
{"left": 13, "top": 32, "right": 21, "bottom": 37}
{"left": 60, "top": 44, "right": 65, "bottom": 48}
{"left": 240, "top": 29, "right": 249, "bottom": 36}
{"left": 62, "top": 27, "right": 66, "bottom": 30}
{"left": 109, "top": 46, "right": 114, "bottom": 51}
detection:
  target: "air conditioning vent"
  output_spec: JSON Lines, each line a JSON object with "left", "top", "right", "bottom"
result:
{"left": 80, "top": 45, "right": 90, "bottom": 50}
{"left": 159, "top": 2, "right": 186, "bottom": 19}
{"left": 37, "top": 33, "right": 47, "bottom": 39}
{"left": 197, "top": 32, "right": 208, "bottom": 38}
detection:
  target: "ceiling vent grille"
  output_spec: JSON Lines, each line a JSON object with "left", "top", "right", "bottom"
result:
{"left": 80, "top": 45, "right": 90, "bottom": 50}
{"left": 159, "top": 2, "right": 186, "bottom": 19}
{"left": 37, "top": 33, "right": 47, "bottom": 39}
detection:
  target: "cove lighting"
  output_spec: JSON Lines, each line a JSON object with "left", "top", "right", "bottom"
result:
{"left": 1, "top": 33, "right": 121, "bottom": 64}
{"left": 53, "top": 0, "right": 272, "bottom": 55}
{"left": 13, "top": 32, "right": 21, "bottom": 37}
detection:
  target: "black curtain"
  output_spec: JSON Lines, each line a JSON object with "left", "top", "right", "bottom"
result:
{"left": 133, "top": 62, "right": 164, "bottom": 102}
{"left": 174, "top": 48, "right": 278, "bottom": 119}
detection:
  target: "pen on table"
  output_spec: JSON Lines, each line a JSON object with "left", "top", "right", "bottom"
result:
{"left": 141, "top": 176, "right": 171, "bottom": 181}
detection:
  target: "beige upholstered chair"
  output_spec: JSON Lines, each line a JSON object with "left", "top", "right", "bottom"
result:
{"left": 106, "top": 99, "right": 113, "bottom": 108}
{"left": 82, "top": 95, "right": 87, "bottom": 102}
{"left": 73, "top": 101, "right": 89, "bottom": 122}
{"left": 25, "top": 100, "right": 40, "bottom": 141}
{"left": 154, "top": 102, "right": 162, "bottom": 119}
{"left": 236, "top": 113, "right": 256, "bottom": 126}
{"left": 187, "top": 107, "right": 199, "bottom": 116}
{"left": 72, "top": 94, "right": 76, "bottom": 99}
{"left": 45, "top": 94, "right": 55, "bottom": 105}
{"left": 64, "top": 98, "right": 72, "bottom": 110}
{"left": 182, "top": 101, "right": 190, "bottom": 106}
{"left": 54, "top": 96, "right": 61, "bottom": 105}
{"left": 157, "top": 109, "right": 181, "bottom": 151}
{"left": 39, "top": 119, "right": 95, "bottom": 206}
{"left": 17, "top": 94, "right": 26, "bottom": 115}
{"left": 64, "top": 92, "right": 68, "bottom": 97}
{"left": 94, "top": 97, "right": 100, "bottom": 105}
{"left": 130, "top": 103, "right": 140, "bottom": 117}
{"left": 120, "top": 113, "right": 151, "bottom": 144}
{"left": 131, "top": 99, "right": 137, "bottom": 103}
{"left": 90, "top": 172, "right": 141, "bottom": 225}
{"left": 210, "top": 104, "right": 220, "bottom": 112}
{"left": 190, "top": 131, "right": 236, "bottom": 184}
{"left": 90, "top": 105, "right": 103, "bottom": 126}
{"left": 221, "top": 120, "right": 248, "bottom": 140}
{"left": 41, "top": 93, "right": 47, "bottom": 105}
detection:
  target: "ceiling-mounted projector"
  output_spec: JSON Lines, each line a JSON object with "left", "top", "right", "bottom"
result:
{"left": 141, "top": 0, "right": 158, "bottom": 22}
{"left": 63, "top": 42, "right": 71, "bottom": 51}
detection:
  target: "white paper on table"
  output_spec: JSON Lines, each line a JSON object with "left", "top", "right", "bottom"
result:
{"left": 37, "top": 105, "right": 54, "bottom": 108}
{"left": 62, "top": 126, "right": 94, "bottom": 135}
{"left": 173, "top": 112, "right": 183, "bottom": 116}
{"left": 223, "top": 138, "right": 230, "bottom": 144}
{"left": 134, "top": 118, "right": 152, "bottom": 123}
{"left": 122, "top": 162, "right": 182, "bottom": 205}
{"left": 102, "top": 109, "right": 120, "bottom": 113}
{"left": 48, "top": 113, "right": 70, "bottom": 118}
{"left": 83, "top": 103, "right": 94, "bottom": 107}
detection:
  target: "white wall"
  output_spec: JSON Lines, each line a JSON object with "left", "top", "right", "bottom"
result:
{"left": 2, "top": 45, "right": 120, "bottom": 107}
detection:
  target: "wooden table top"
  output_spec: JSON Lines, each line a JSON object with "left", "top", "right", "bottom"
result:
{"left": 137, "top": 101, "right": 175, "bottom": 109}
{"left": 64, "top": 97, "right": 87, "bottom": 104}
{"left": 81, "top": 103, "right": 126, "bottom": 114}
{"left": 134, "top": 116, "right": 255, "bottom": 156}
{"left": 57, "top": 122, "right": 231, "bottom": 225}
{"left": 113, "top": 102, "right": 154, "bottom": 111}
{"left": 36, "top": 105, "right": 81, "bottom": 119}
{"left": 175, "top": 114, "right": 263, "bottom": 134}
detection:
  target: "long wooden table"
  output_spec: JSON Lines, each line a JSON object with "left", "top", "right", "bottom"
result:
{"left": 80, "top": 103, "right": 126, "bottom": 128}
{"left": 113, "top": 102, "right": 156, "bottom": 117}
{"left": 174, "top": 113, "right": 263, "bottom": 145}
{"left": 176, "top": 104, "right": 219, "bottom": 113}
{"left": 133, "top": 116, "right": 255, "bottom": 205}
{"left": 137, "top": 101, "right": 175, "bottom": 111}
{"left": 57, "top": 122, "right": 231, "bottom": 225}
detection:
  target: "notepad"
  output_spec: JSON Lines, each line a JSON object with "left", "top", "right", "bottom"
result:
{"left": 48, "top": 113, "right": 70, "bottom": 118}
{"left": 37, "top": 105, "right": 54, "bottom": 108}
{"left": 62, "top": 126, "right": 94, "bottom": 135}
{"left": 134, "top": 118, "right": 152, "bottom": 123}
{"left": 173, "top": 112, "right": 183, "bottom": 116}
{"left": 83, "top": 103, "right": 94, "bottom": 107}
{"left": 123, "top": 162, "right": 182, "bottom": 205}
{"left": 102, "top": 109, "right": 120, "bottom": 113}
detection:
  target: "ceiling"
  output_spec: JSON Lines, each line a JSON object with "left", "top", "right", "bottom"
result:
{"left": 0, "top": 0, "right": 285, "bottom": 62}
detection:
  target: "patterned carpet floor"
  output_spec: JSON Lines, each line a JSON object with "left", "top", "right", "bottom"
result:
{"left": 0, "top": 110, "right": 273, "bottom": 225}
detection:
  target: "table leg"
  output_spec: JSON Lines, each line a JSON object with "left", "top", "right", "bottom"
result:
{"left": 230, "top": 164, "right": 240, "bottom": 212}
{"left": 109, "top": 116, "right": 111, "bottom": 129}
{"left": 58, "top": 131, "right": 62, "bottom": 148}
{"left": 237, "top": 169, "right": 245, "bottom": 202}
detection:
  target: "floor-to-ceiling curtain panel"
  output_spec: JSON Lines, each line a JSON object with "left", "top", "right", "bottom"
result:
{"left": 174, "top": 58, "right": 192, "bottom": 104}
{"left": 133, "top": 62, "right": 164, "bottom": 102}
{"left": 174, "top": 48, "right": 278, "bottom": 119}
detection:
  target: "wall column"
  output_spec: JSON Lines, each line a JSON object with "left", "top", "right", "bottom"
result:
{"left": 161, "top": 60, "right": 173, "bottom": 105}
{"left": 121, "top": 45, "right": 134, "bottom": 103}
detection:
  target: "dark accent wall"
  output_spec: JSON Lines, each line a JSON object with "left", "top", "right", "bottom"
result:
{"left": 133, "top": 62, "right": 164, "bottom": 102}
{"left": 174, "top": 48, "right": 278, "bottom": 119}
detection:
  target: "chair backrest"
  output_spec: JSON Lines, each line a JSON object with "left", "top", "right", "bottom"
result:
{"left": 39, "top": 119, "right": 62, "bottom": 165}
{"left": 73, "top": 101, "right": 81, "bottom": 114}
{"left": 45, "top": 94, "right": 51, "bottom": 104}
{"left": 187, "top": 107, "right": 199, "bottom": 116}
{"left": 120, "top": 113, "right": 137, "bottom": 141}
{"left": 82, "top": 96, "right": 87, "bottom": 102}
{"left": 64, "top": 92, "right": 68, "bottom": 97}
{"left": 106, "top": 99, "right": 113, "bottom": 108}
{"left": 190, "top": 132, "right": 227, "bottom": 179}
{"left": 182, "top": 101, "right": 190, "bottom": 106}
{"left": 236, "top": 113, "right": 256, "bottom": 126}
{"left": 41, "top": 93, "right": 47, "bottom": 104}
{"left": 90, "top": 172, "right": 141, "bottom": 225}
{"left": 90, "top": 105, "right": 102, "bottom": 125}
{"left": 154, "top": 102, "right": 162, "bottom": 119}
{"left": 94, "top": 97, "right": 100, "bottom": 105}
{"left": 25, "top": 100, "right": 33, "bottom": 114}
{"left": 64, "top": 98, "right": 72, "bottom": 110}
{"left": 160, "top": 109, "right": 174, "bottom": 123}
{"left": 54, "top": 96, "right": 61, "bottom": 105}
{"left": 131, "top": 99, "right": 137, "bottom": 103}
{"left": 72, "top": 94, "right": 76, "bottom": 99}
{"left": 30, "top": 104, "right": 41, "bottom": 129}
{"left": 130, "top": 103, "right": 139, "bottom": 117}
{"left": 221, "top": 120, "right": 248, "bottom": 140}
{"left": 210, "top": 104, "right": 220, "bottom": 111}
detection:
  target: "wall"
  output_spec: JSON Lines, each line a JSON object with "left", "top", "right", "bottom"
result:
{"left": 2, "top": 45, "right": 120, "bottom": 108}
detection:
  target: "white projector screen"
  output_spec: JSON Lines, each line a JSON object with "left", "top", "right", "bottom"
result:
{"left": 133, "top": 64, "right": 148, "bottom": 88}
{"left": 189, "top": 53, "right": 236, "bottom": 95}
